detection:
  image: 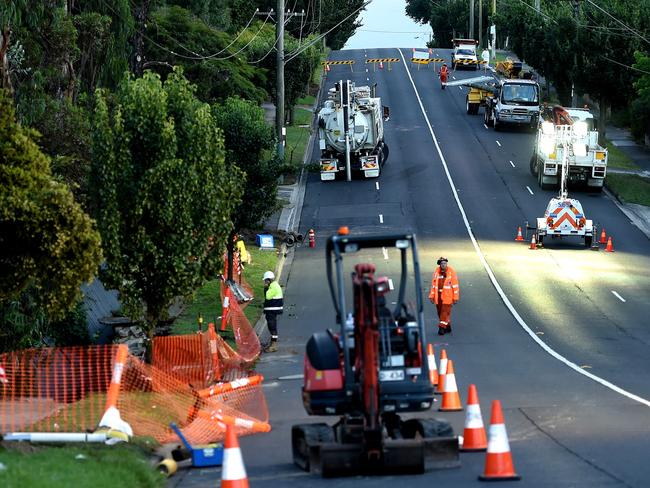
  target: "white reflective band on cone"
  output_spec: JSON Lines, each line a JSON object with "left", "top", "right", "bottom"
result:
{"left": 222, "top": 447, "right": 247, "bottom": 480}
{"left": 444, "top": 374, "right": 458, "bottom": 392}
{"left": 465, "top": 404, "right": 484, "bottom": 428}
{"left": 487, "top": 424, "right": 510, "bottom": 453}
{"left": 427, "top": 354, "right": 436, "bottom": 370}
{"left": 439, "top": 358, "right": 448, "bottom": 373}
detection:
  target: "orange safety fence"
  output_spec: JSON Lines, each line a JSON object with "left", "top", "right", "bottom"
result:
{"left": 0, "top": 344, "right": 269, "bottom": 445}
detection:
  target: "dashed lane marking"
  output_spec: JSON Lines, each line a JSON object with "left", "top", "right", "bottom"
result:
{"left": 483, "top": 124, "right": 488, "bottom": 129}
{"left": 526, "top": 186, "right": 534, "bottom": 195}
{"left": 496, "top": 140, "right": 502, "bottom": 147}
{"left": 379, "top": 214, "right": 384, "bottom": 224}
{"left": 376, "top": 181, "right": 380, "bottom": 190}
{"left": 382, "top": 247, "right": 389, "bottom": 260}
{"left": 612, "top": 291, "right": 626, "bottom": 303}
{"left": 509, "top": 160, "right": 515, "bottom": 168}
{"left": 278, "top": 374, "right": 304, "bottom": 380}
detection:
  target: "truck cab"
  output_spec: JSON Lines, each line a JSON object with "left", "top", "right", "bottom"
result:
{"left": 451, "top": 38, "right": 479, "bottom": 70}
{"left": 484, "top": 79, "right": 540, "bottom": 131}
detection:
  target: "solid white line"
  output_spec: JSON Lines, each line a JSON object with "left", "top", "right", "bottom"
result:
{"left": 397, "top": 47, "right": 650, "bottom": 409}
{"left": 379, "top": 214, "right": 384, "bottom": 224}
{"left": 278, "top": 374, "right": 304, "bottom": 380}
{"left": 509, "top": 160, "right": 515, "bottom": 168}
{"left": 611, "top": 291, "right": 626, "bottom": 303}
{"left": 496, "top": 140, "right": 502, "bottom": 147}
{"left": 526, "top": 186, "right": 534, "bottom": 195}
{"left": 375, "top": 181, "right": 380, "bottom": 190}
{"left": 382, "top": 247, "right": 389, "bottom": 260}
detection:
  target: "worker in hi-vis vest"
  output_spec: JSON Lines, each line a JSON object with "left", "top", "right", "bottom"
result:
{"left": 428, "top": 257, "right": 460, "bottom": 335}
{"left": 263, "top": 271, "right": 284, "bottom": 352}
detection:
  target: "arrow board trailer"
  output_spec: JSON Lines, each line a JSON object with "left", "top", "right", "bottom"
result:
{"left": 318, "top": 81, "right": 389, "bottom": 181}
{"left": 536, "top": 197, "right": 593, "bottom": 247}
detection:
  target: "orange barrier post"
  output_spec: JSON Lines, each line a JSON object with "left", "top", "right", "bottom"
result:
{"left": 221, "top": 287, "right": 231, "bottom": 332}
{"left": 207, "top": 322, "right": 222, "bottom": 381}
{"left": 529, "top": 234, "right": 537, "bottom": 250}
{"left": 461, "top": 384, "right": 487, "bottom": 451}
{"left": 221, "top": 423, "right": 250, "bottom": 488}
{"left": 426, "top": 344, "right": 438, "bottom": 386}
{"left": 435, "top": 349, "right": 448, "bottom": 395}
{"left": 599, "top": 227, "right": 607, "bottom": 244}
{"left": 515, "top": 226, "right": 524, "bottom": 242}
{"left": 605, "top": 236, "right": 614, "bottom": 252}
{"left": 98, "top": 345, "right": 133, "bottom": 436}
{"left": 479, "top": 400, "right": 520, "bottom": 481}
{"left": 438, "top": 360, "right": 463, "bottom": 412}
{"left": 197, "top": 375, "right": 264, "bottom": 399}
{"left": 200, "top": 410, "right": 271, "bottom": 434}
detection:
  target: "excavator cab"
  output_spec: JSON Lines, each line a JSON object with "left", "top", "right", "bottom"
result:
{"left": 293, "top": 231, "right": 459, "bottom": 477}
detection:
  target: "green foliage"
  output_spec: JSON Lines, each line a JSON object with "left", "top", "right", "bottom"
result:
{"left": 606, "top": 174, "right": 650, "bottom": 206}
{"left": 213, "top": 97, "right": 278, "bottom": 230}
{"left": 166, "top": 0, "right": 232, "bottom": 30}
{"left": 0, "top": 89, "right": 102, "bottom": 322}
{"left": 632, "top": 51, "right": 650, "bottom": 139}
{"left": 407, "top": 0, "right": 467, "bottom": 48}
{"left": 91, "top": 69, "right": 243, "bottom": 340}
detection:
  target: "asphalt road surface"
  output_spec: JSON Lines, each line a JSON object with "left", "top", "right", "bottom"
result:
{"left": 174, "top": 48, "right": 650, "bottom": 488}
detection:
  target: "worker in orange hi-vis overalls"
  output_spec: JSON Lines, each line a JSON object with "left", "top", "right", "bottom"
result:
{"left": 429, "top": 257, "right": 460, "bottom": 336}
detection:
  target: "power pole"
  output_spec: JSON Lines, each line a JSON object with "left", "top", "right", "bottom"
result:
{"left": 479, "top": 0, "right": 483, "bottom": 47}
{"left": 535, "top": 0, "right": 541, "bottom": 11}
{"left": 572, "top": 0, "right": 580, "bottom": 106}
{"left": 491, "top": 0, "right": 497, "bottom": 61}
{"left": 131, "top": 0, "right": 150, "bottom": 77}
{"left": 470, "top": 0, "right": 475, "bottom": 41}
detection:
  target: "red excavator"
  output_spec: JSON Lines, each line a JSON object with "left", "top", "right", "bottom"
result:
{"left": 292, "top": 230, "right": 459, "bottom": 477}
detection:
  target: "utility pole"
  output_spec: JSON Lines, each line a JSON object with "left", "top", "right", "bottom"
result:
{"left": 479, "top": 0, "right": 483, "bottom": 48}
{"left": 256, "top": 6, "right": 306, "bottom": 160}
{"left": 491, "top": 0, "right": 497, "bottom": 61}
{"left": 572, "top": 0, "right": 580, "bottom": 106}
{"left": 535, "top": 0, "right": 541, "bottom": 11}
{"left": 470, "top": 0, "right": 475, "bottom": 41}
{"left": 131, "top": 0, "right": 150, "bottom": 77}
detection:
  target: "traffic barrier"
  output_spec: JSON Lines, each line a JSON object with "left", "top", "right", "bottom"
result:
{"left": 599, "top": 227, "right": 607, "bottom": 244}
{"left": 221, "top": 287, "right": 231, "bottom": 332}
{"left": 605, "top": 236, "right": 614, "bottom": 252}
{"left": 461, "top": 384, "right": 487, "bottom": 451}
{"left": 515, "top": 226, "right": 524, "bottom": 241}
{"left": 435, "top": 349, "right": 448, "bottom": 395}
{"left": 221, "top": 423, "right": 250, "bottom": 488}
{"left": 529, "top": 234, "right": 537, "bottom": 250}
{"left": 426, "top": 344, "right": 438, "bottom": 386}
{"left": 479, "top": 400, "right": 520, "bottom": 481}
{"left": 98, "top": 344, "right": 133, "bottom": 436}
{"left": 438, "top": 360, "right": 463, "bottom": 412}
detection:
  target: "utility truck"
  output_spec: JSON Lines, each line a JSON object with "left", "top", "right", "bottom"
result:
{"left": 451, "top": 38, "right": 479, "bottom": 70}
{"left": 530, "top": 106, "right": 608, "bottom": 192}
{"left": 318, "top": 80, "right": 389, "bottom": 181}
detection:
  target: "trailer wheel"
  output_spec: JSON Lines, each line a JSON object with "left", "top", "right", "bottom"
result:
{"left": 292, "top": 423, "right": 335, "bottom": 472}
{"left": 585, "top": 235, "right": 593, "bottom": 248}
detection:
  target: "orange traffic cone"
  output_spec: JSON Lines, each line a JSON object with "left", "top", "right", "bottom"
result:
{"left": 605, "top": 236, "right": 614, "bottom": 252}
{"left": 379, "top": 61, "right": 384, "bottom": 69}
{"left": 435, "top": 349, "right": 448, "bottom": 395}
{"left": 438, "top": 360, "right": 463, "bottom": 412}
{"left": 426, "top": 344, "right": 438, "bottom": 386}
{"left": 220, "top": 287, "right": 231, "bottom": 332}
{"left": 479, "top": 400, "right": 520, "bottom": 481}
{"left": 599, "top": 227, "right": 607, "bottom": 244}
{"left": 529, "top": 234, "right": 537, "bottom": 250}
{"left": 325, "top": 63, "right": 330, "bottom": 72}
{"left": 461, "top": 384, "right": 487, "bottom": 451}
{"left": 515, "top": 226, "right": 524, "bottom": 242}
{"left": 221, "top": 423, "right": 249, "bottom": 487}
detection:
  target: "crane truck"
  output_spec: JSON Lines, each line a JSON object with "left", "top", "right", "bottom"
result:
{"left": 530, "top": 106, "right": 608, "bottom": 192}
{"left": 318, "top": 80, "right": 389, "bottom": 181}
{"left": 292, "top": 230, "right": 459, "bottom": 476}
{"left": 451, "top": 38, "right": 479, "bottom": 70}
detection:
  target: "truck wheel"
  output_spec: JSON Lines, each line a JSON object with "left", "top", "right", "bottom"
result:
{"left": 585, "top": 235, "right": 593, "bottom": 248}
{"left": 484, "top": 108, "right": 492, "bottom": 127}
{"left": 530, "top": 154, "right": 539, "bottom": 176}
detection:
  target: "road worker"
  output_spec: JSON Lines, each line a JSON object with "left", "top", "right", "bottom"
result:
{"left": 439, "top": 63, "right": 449, "bottom": 89}
{"left": 428, "top": 257, "right": 460, "bottom": 335}
{"left": 263, "top": 271, "right": 284, "bottom": 352}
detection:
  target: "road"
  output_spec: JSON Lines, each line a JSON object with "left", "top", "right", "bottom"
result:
{"left": 175, "top": 48, "right": 650, "bottom": 487}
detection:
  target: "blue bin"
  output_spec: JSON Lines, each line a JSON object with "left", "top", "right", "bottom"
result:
{"left": 256, "top": 234, "right": 275, "bottom": 249}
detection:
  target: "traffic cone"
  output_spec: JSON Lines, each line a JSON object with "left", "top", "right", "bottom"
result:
{"left": 435, "top": 349, "right": 448, "bottom": 395}
{"left": 529, "top": 234, "right": 537, "bottom": 250}
{"left": 479, "top": 400, "right": 520, "bottom": 481}
{"left": 599, "top": 227, "right": 607, "bottom": 244}
{"left": 426, "top": 343, "right": 438, "bottom": 386}
{"left": 439, "top": 360, "right": 463, "bottom": 412}
{"left": 220, "top": 287, "right": 231, "bottom": 332}
{"left": 379, "top": 61, "right": 384, "bottom": 69}
{"left": 221, "top": 423, "right": 249, "bottom": 487}
{"left": 461, "top": 384, "right": 487, "bottom": 451}
{"left": 515, "top": 226, "right": 524, "bottom": 242}
{"left": 325, "top": 63, "right": 330, "bottom": 72}
{"left": 605, "top": 236, "right": 614, "bottom": 252}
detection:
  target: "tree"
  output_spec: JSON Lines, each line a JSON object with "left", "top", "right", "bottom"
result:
{"left": 406, "top": 0, "right": 467, "bottom": 48}
{"left": 0, "top": 89, "right": 102, "bottom": 320}
{"left": 632, "top": 51, "right": 650, "bottom": 140}
{"left": 91, "top": 68, "right": 242, "bottom": 345}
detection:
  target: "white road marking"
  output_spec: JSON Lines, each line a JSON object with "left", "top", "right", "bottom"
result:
{"left": 397, "top": 47, "right": 650, "bottom": 409}
{"left": 496, "top": 140, "right": 502, "bottom": 147}
{"left": 483, "top": 124, "right": 488, "bottom": 129}
{"left": 278, "top": 374, "right": 304, "bottom": 380}
{"left": 376, "top": 181, "right": 380, "bottom": 190}
{"left": 611, "top": 291, "right": 626, "bottom": 303}
{"left": 509, "top": 160, "right": 515, "bottom": 168}
{"left": 458, "top": 86, "right": 463, "bottom": 91}
{"left": 388, "top": 279, "right": 394, "bottom": 291}
{"left": 452, "top": 76, "right": 456, "bottom": 80}
{"left": 526, "top": 186, "right": 534, "bottom": 195}
{"left": 379, "top": 214, "right": 384, "bottom": 224}
{"left": 382, "top": 247, "right": 389, "bottom": 260}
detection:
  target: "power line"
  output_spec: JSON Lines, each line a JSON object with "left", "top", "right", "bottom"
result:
{"left": 601, "top": 54, "right": 650, "bottom": 75}
{"left": 585, "top": 0, "right": 650, "bottom": 45}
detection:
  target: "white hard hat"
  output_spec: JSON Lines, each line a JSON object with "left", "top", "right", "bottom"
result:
{"left": 263, "top": 271, "right": 275, "bottom": 281}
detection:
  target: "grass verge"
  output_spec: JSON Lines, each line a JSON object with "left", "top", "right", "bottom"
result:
{"left": 605, "top": 174, "right": 650, "bottom": 206}
{"left": 172, "top": 243, "right": 279, "bottom": 335}
{"left": 0, "top": 443, "right": 164, "bottom": 488}
{"left": 285, "top": 107, "right": 314, "bottom": 169}
{"left": 604, "top": 140, "right": 638, "bottom": 170}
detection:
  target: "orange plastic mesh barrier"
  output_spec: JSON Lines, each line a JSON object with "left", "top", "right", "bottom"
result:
{"left": 0, "top": 344, "right": 269, "bottom": 445}
{"left": 151, "top": 333, "right": 217, "bottom": 388}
